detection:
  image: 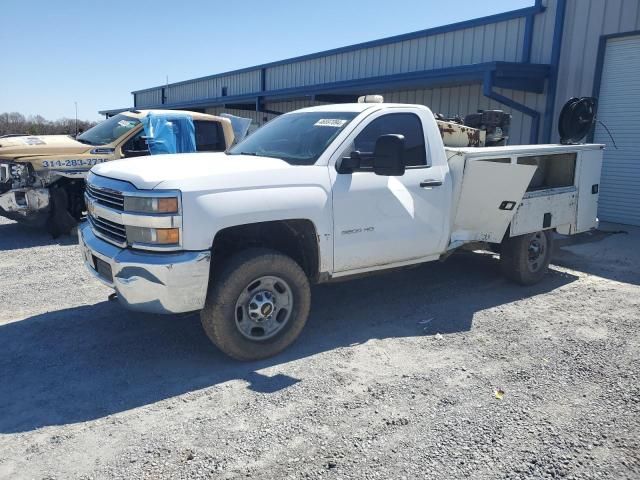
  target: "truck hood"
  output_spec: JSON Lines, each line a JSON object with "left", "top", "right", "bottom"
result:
{"left": 91, "top": 152, "right": 292, "bottom": 190}
{"left": 0, "top": 135, "right": 91, "bottom": 158}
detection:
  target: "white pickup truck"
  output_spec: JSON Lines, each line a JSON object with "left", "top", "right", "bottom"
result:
{"left": 79, "top": 99, "right": 603, "bottom": 360}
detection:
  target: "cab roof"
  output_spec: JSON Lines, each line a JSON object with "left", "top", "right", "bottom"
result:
{"left": 294, "top": 103, "right": 432, "bottom": 114}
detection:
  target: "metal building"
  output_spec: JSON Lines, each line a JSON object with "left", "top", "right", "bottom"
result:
{"left": 101, "top": 0, "right": 640, "bottom": 226}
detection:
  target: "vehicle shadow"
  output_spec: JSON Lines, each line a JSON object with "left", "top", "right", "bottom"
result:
{"left": 0, "top": 221, "right": 77, "bottom": 251}
{"left": 0, "top": 252, "right": 577, "bottom": 433}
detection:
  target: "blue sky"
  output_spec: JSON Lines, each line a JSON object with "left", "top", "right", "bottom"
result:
{"left": 1, "top": 0, "right": 532, "bottom": 121}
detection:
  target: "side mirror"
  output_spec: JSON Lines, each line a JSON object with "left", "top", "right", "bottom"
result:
{"left": 123, "top": 149, "right": 150, "bottom": 158}
{"left": 373, "top": 134, "right": 405, "bottom": 176}
{"left": 336, "top": 151, "right": 361, "bottom": 174}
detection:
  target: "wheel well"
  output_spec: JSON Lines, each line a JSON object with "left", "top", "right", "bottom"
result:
{"left": 211, "top": 220, "right": 320, "bottom": 281}
{"left": 53, "top": 178, "right": 86, "bottom": 220}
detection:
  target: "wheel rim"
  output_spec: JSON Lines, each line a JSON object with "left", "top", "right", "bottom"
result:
{"left": 527, "top": 232, "right": 548, "bottom": 273}
{"left": 234, "top": 275, "right": 293, "bottom": 341}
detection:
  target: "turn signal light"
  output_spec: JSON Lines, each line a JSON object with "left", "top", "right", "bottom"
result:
{"left": 157, "top": 197, "right": 179, "bottom": 213}
{"left": 156, "top": 228, "right": 180, "bottom": 244}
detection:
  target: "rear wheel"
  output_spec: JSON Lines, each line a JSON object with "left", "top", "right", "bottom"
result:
{"left": 201, "top": 248, "right": 311, "bottom": 361}
{"left": 500, "top": 230, "right": 553, "bottom": 285}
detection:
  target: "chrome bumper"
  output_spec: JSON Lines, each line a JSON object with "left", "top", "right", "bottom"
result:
{"left": 78, "top": 222, "right": 211, "bottom": 314}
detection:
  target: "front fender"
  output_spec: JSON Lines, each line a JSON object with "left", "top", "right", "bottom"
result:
{"left": 180, "top": 171, "right": 334, "bottom": 273}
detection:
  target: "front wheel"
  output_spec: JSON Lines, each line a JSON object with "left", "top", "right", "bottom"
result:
{"left": 500, "top": 230, "right": 553, "bottom": 285}
{"left": 46, "top": 186, "right": 78, "bottom": 238}
{"left": 201, "top": 248, "right": 311, "bottom": 361}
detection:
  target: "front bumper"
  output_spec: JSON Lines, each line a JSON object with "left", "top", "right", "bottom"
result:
{"left": 79, "top": 221, "right": 211, "bottom": 314}
{"left": 0, "top": 188, "right": 50, "bottom": 217}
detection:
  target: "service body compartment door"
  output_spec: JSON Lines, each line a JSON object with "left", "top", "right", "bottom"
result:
{"left": 452, "top": 160, "right": 536, "bottom": 244}
{"left": 510, "top": 188, "right": 578, "bottom": 236}
{"left": 575, "top": 148, "right": 604, "bottom": 232}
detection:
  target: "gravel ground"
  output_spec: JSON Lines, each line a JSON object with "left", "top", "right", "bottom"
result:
{"left": 0, "top": 216, "right": 638, "bottom": 480}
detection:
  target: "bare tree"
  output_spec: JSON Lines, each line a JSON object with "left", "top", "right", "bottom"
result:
{"left": 0, "top": 112, "right": 98, "bottom": 137}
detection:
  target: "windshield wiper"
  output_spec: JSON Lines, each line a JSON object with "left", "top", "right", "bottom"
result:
{"left": 75, "top": 137, "right": 96, "bottom": 145}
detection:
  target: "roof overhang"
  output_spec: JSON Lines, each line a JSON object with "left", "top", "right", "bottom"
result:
{"left": 98, "top": 107, "right": 134, "bottom": 116}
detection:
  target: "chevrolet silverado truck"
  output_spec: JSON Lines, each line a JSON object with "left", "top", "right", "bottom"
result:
{"left": 0, "top": 110, "right": 234, "bottom": 235}
{"left": 79, "top": 98, "right": 603, "bottom": 361}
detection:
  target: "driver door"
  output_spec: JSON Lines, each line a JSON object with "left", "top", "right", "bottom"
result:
{"left": 330, "top": 110, "right": 449, "bottom": 273}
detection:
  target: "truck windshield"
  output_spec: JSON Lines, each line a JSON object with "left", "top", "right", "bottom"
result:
{"left": 228, "top": 111, "right": 358, "bottom": 165}
{"left": 77, "top": 114, "right": 140, "bottom": 146}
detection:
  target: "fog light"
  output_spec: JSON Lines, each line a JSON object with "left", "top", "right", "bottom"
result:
{"left": 156, "top": 228, "right": 180, "bottom": 244}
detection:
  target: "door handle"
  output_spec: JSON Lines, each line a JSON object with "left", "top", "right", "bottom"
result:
{"left": 420, "top": 179, "right": 443, "bottom": 188}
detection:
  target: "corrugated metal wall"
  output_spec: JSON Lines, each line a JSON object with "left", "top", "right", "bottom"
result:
{"left": 134, "top": 89, "right": 162, "bottom": 107}
{"left": 552, "top": 0, "right": 640, "bottom": 142}
{"left": 136, "top": 70, "right": 262, "bottom": 107}
{"left": 167, "top": 70, "right": 262, "bottom": 103}
{"left": 530, "top": 0, "right": 558, "bottom": 64}
{"left": 265, "top": 17, "right": 526, "bottom": 90}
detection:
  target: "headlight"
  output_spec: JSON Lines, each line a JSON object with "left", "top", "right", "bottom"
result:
{"left": 9, "top": 163, "right": 30, "bottom": 183}
{"left": 124, "top": 196, "right": 179, "bottom": 214}
{"left": 126, "top": 226, "right": 180, "bottom": 245}
{"left": 10, "top": 163, "right": 27, "bottom": 177}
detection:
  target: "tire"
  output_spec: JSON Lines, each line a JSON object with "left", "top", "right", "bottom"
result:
{"left": 46, "top": 187, "right": 77, "bottom": 238}
{"left": 500, "top": 230, "right": 553, "bottom": 286}
{"left": 200, "top": 248, "right": 311, "bottom": 361}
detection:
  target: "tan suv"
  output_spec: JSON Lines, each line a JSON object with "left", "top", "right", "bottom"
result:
{"left": 0, "top": 109, "right": 235, "bottom": 236}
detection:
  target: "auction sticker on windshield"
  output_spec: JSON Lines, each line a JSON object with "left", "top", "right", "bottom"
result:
{"left": 314, "top": 119, "right": 348, "bottom": 127}
{"left": 118, "top": 120, "right": 137, "bottom": 128}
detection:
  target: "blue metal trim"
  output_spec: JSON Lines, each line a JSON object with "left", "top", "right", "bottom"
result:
{"left": 522, "top": 0, "right": 546, "bottom": 63}
{"left": 522, "top": 0, "right": 545, "bottom": 63}
{"left": 482, "top": 71, "right": 540, "bottom": 144}
{"left": 131, "top": 4, "right": 545, "bottom": 95}
{"left": 131, "top": 62, "right": 550, "bottom": 113}
{"left": 541, "top": 0, "right": 567, "bottom": 143}
{"left": 99, "top": 107, "right": 131, "bottom": 116}
{"left": 588, "top": 29, "right": 640, "bottom": 142}
{"left": 522, "top": 15, "right": 534, "bottom": 62}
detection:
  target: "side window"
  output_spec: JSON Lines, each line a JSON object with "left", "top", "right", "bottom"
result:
{"left": 122, "top": 129, "right": 149, "bottom": 157}
{"left": 194, "top": 120, "right": 226, "bottom": 152}
{"left": 353, "top": 113, "right": 427, "bottom": 167}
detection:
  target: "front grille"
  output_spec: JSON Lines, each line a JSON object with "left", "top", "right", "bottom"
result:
{"left": 86, "top": 183, "right": 124, "bottom": 211}
{"left": 88, "top": 214, "right": 127, "bottom": 246}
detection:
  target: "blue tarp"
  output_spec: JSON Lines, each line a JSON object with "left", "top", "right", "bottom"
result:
{"left": 141, "top": 113, "right": 196, "bottom": 155}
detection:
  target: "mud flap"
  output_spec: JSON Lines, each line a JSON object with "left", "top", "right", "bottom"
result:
{"left": 452, "top": 160, "right": 537, "bottom": 244}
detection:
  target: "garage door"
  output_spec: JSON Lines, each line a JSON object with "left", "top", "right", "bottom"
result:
{"left": 593, "top": 35, "right": 640, "bottom": 226}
